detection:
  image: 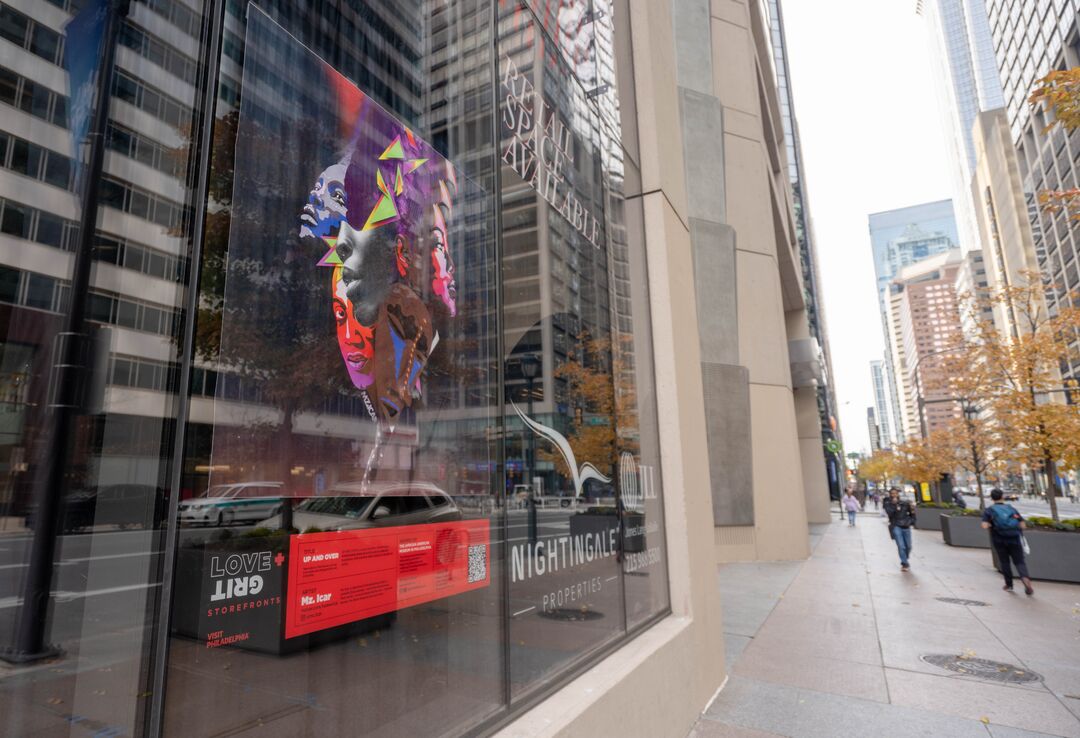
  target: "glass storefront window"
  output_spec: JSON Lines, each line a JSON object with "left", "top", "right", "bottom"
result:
{"left": 0, "top": 1, "right": 669, "bottom": 735}
{"left": 0, "top": 1, "right": 211, "bottom": 736}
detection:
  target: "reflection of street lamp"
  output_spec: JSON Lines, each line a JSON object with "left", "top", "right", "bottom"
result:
{"left": 521, "top": 354, "right": 541, "bottom": 549}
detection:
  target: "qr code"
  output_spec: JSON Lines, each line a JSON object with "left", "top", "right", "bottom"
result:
{"left": 467, "top": 544, "right": 487, "bottom": 583}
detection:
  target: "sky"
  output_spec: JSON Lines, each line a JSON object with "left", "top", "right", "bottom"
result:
{"left": 781, "top": 0, "right": 956, "bottom": 455}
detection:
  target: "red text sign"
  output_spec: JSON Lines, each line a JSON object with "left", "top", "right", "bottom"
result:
{"left": 284, "top": 520, "right": 490, "bottom": 638}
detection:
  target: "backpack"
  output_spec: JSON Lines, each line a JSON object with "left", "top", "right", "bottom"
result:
{"left": 988, "top": 504, "right": 1021, "bottom": 533}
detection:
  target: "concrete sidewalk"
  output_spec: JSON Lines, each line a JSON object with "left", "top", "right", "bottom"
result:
{"left": 692, "top": 518, "right": 1080, "bottom": 738}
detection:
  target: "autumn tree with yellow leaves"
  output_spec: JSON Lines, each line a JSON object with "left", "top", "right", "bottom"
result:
{"left": 857, "top": 449, "right": 896, "bottom": 493}
{"left": 952, "top": 275, "right": 1080, "bottom": 521}
{"left": 893, "top": 436, "right": 953, "bottom": 500}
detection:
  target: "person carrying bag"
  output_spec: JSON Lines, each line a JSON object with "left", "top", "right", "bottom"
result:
{"left": 981, "top": 488, "right": 1034, "bottom": 595}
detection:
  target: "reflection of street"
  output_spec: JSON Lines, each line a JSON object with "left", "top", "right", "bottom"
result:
{"left": 0, "top": 508, "right": 662, "bottom": 736}
{"left": 0, "top": 528, "right": 166, "bottom": 736}
{"left": 0, "top": 529, "right": 163, "bottom": 642}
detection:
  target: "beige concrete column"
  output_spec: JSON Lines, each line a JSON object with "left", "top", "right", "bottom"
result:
{"left": 496, "top": 1, "right": 725, "bottom": 735}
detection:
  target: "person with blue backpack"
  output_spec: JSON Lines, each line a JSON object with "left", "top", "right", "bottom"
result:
{"left": 981, "top": 488, "right": 1034, "bottom": 595}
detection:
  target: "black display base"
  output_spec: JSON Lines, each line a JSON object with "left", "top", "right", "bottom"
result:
{"left": 0, "top": 644, "right": 63, "bottom": 665}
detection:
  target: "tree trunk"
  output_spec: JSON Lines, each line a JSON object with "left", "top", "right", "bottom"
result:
{"left": 1044, "top": 450, "right": 1060, "bottom": 522}
{"left": 970, "top": 439, "right": 985, "bottom": 511}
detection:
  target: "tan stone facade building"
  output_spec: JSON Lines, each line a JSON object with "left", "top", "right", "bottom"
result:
{"left": 0, "top": 0, "right": 834, "bottom": 735}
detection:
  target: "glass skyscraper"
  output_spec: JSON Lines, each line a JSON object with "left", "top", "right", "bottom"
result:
{"left": 918, "top": 0, "right": 1005, "bottom": 255}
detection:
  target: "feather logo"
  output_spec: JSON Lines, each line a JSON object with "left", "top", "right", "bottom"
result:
{"left": 512, "top": 401, "right": 611, "bottom": 496}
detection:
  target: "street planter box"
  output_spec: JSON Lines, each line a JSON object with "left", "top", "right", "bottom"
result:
{"left": 991, "top": 529, "right": 1080, "bottom": 583}
{"left": 914, "top": 509, "right": 945, "bottom": 531}
{"left": 941, "top": 514, "right": 990, "bottom": 549}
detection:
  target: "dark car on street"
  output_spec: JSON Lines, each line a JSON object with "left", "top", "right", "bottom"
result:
{"left": 26, "top": 484, "right": 165, "bottom": 533}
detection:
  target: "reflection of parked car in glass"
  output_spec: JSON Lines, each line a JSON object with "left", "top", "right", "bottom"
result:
{"left": 26, "top": 484, "right": 165, "bottom": 533}
{"left": 178, "top": 482, "right": 285, "bottom": 527}
{"left": 257, "top": 482, "right": 460, "bottom": 531}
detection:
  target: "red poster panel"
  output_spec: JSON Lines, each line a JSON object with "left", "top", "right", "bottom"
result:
{"left": 284, "top": 520, "right": 490, "bottom": 638}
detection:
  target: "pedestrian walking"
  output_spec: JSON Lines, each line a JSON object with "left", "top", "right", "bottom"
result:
{"left": 981, "top": 488, "right": 1034, "bottom": 595}
{"left": 882, "top": 487, "right": 916, "bottom": 571}
{"left": 871, "top": 491, "right": 880, "bottom": 511}
{"left": 843, "top": 490, "right": 860, "bottom": 526}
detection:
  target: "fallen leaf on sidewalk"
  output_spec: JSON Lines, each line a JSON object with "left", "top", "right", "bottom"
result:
{"left": 980, "top": 717, "right": 990, "bottom": 725}
{"left": 959, "top": 649, "right": 977, "bottom": 660}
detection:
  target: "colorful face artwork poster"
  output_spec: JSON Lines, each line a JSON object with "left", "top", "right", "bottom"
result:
{"left": 208, "top": 7, "right": 490, "bottom": 496}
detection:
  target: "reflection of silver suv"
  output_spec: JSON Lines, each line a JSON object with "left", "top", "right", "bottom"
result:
{"left": 258, "top": 482, "right": 460, "bottom": 531}
{"left": 178, "top": 482, "right": 285, "bottom": 527}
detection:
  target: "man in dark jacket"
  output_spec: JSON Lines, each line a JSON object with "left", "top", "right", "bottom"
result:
{"left": 982, "top": 488, "right": 1034, "bottom": 595}
{"left": 883, "top": 487, "right": 916, "bottom": 571}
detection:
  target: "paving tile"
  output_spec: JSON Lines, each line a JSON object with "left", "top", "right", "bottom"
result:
{"left": 988, "top": 724, "right": 1079, "bottom": 738}
{"left": 885, "top": 668, "right": 1080, "bottom": 737}
{"left": 1020, "top": 662, "right": 1080, "bottom": 720}
{"left": 689, "top": 718, "right": 789, "bottom": 738}
{"left": 743, "top": 626, "right": 883, "bottom": 668}
{"left": 706, "top": 675, "right": 991, "bottom": 738}
{"left": 697, "top": 520, "right": 1080, "bottom": 738}
{"left": 732, "top": 647, "right": 889, "bottom": 703}
{"left": 718, "top": 561, "right": 804, "bottom": 638}
{"left": 724, "top": 633, "right": 752, "bottom": 671}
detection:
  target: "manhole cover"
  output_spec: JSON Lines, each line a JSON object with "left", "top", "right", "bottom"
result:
{"left": 935, "top": 597, "right": 989, "bottom": 607}
{"left": 537, "top": 608, "right": 604, "bottom": 622}
{"left": 921, "top": 654, "right": 1042, "bottom": 684}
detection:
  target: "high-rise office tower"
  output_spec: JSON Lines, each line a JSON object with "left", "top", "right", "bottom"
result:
{"left": 917, "top": 0, "right": 1005, "bottom": 256}
{"left": 886, "top": 249, "right": 965, "bottom": 439}
{"left": 985, "top": 0, "right": 1080, "bottom": 380}
{"left": 869, "top": 359, "right": 893, "bottom": 449}
{"left": 867, "top": 406, "right": 882, "bottom": 451}
{"left": 868, "top": 200, "right": 959, "bottom": 442}
{"left": 954, "top": 248, "right": 995, "bottom": 337}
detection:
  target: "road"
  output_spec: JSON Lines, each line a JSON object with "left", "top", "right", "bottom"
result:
{"left": 956, "top": 492, "right": 1080, "bottom": 520}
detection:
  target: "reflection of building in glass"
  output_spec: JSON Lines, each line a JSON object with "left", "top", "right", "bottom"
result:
{"left": 985, "top": 0, "right": 1080, "bottom": 382}
{"left": 868, "top": 200, "right": 958, "bottom": 443}
{"left": 0, "top": 0, "right": 213, "bottom": 510}
{"left": 497, "top": 3, "right": 619, "bottom": 497}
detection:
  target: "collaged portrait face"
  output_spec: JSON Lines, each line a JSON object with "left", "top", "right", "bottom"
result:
{"left": 298, "top": 158, "right": 348, "bottom": 240}
{"left": 332, "top": 268, "right": 374, "bottom": 389}
{"left": 335, "top": 221, "right": 396, "bottom": 326}
{"left": 429, "top": 200, "right": 457, "bottom": 317}
{"left": 307, "top": 124, "right": 459, "bottom": 420}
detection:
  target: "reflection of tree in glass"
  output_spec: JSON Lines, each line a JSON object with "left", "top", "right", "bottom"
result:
{"left": 189, "top": 111, "right": 346, "bottom": 492}
{"left": 544, "top": 333, "right": 613, "bottom": 485}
